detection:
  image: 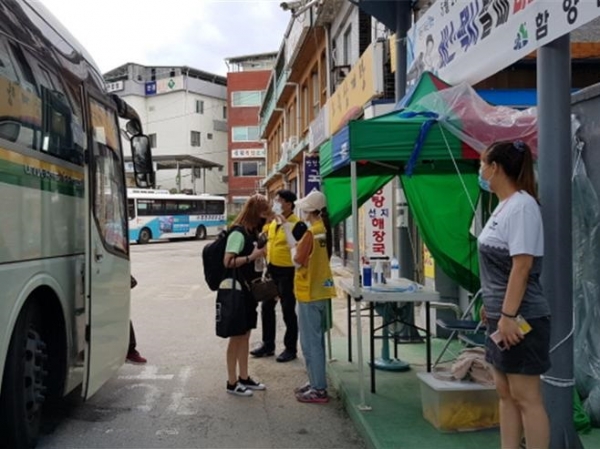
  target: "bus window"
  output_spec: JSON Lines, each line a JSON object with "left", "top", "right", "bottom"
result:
{"left": 0, "top": 37, "right": 42, "bottom": 149}
{"left": 127, "top": 199, "right": 136, "bottom": 220}
{"left": 164, "top": 200, "right": 178, "bottom": 215}
{"left": 194, "top": 200, "right": 206, "bottom": 214}
{"left": 206, "top": 200, "right": 225, "bottom": 215}
{"left": 90, "top": 98, "right": 127, "bottom": 254}
{"left": 178, "top": 201, "right": 192, "bottom": 213}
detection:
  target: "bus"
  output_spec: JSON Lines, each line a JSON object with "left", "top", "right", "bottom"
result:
{"left": 127, "top": 189, "right": 227, "bottom": 243}
{"left": 0, "top": 1, "right": 154, "bottom": 447}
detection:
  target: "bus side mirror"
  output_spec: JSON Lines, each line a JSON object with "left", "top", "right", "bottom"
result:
{"left": 130, "top": 134, "right": 155, "bottom": 188}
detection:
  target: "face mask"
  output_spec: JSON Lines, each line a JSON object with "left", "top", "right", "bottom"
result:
{"left": 478, "top": 168, "right": 492, "bottom": 192}
{"left": 272, "top": 202, "right": 282, "bottom": 215}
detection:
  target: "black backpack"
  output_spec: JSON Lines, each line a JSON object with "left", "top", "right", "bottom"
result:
{"left": 202, "top": 226, "right": 244, "bottom": 291}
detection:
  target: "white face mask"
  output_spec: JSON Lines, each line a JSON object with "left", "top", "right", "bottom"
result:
{"left": 272, "top": 202, "right": 283, "bottom": 215}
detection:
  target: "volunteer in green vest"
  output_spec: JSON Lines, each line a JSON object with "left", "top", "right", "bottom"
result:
{"left": 290, "top": 190, "right": 336, "bottom": 403}
{"left": 251, "top": 190, "right": 300, "bottom": 363}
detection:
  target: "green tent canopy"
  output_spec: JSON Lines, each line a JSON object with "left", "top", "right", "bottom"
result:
{"left": 321, "top": 72, "right": 483, "bottom": 292}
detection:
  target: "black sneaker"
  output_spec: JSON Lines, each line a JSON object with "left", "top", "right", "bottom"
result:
{"left": 250, "top": 345, "right": 275, "bottom": 358}
{"left": 276, "top": 350, "right": 297, "bottom": 363}
{"left": 227, "top": 381, "right": 253, "bottom": 397}
{"left": 238, "top": 376, "right": 266, "bottom": 390}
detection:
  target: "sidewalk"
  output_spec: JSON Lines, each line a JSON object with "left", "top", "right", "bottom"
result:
{"left": 328, "top": 263, "right": 600, "bottom": 449}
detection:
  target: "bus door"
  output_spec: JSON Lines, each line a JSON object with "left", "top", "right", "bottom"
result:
{"left": 82, "top": 95, "right": 131, "bottom": 399}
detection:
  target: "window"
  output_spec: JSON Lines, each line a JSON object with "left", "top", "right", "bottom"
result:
{"left": 127, "top": 199, "right": 136, "bottom": 220}
{"left": 191, "top": 131, "right": 201, "bottom": 147}
{"left": 90, "top": 98, "right": 127, "bottom": 254}
{"left": 223, "top": 106, "right": 227, "bottom": 119}
{"left": 302, "top": 85, "right": 309, "bottom": 129}
{"left": 195, "top": 100, "right": 204, "bottom": 114}
{"left": 232, "top": 126, "right": 259, "bottom": 142}
{"left": 207, "top": 133, "right": 213, "bottom": 140}
{"left": 312, "top": 71, "right": 319, "bottom": 118}
{"left": 343, "top": 26, "right": 352, "bottom": 66}
{"left": 231, "top": 90, "right": 264, "bottom": 107}
{"left": 233, "top": 161, "right": 265, "bottom": 177}
{"left": 149, "top": 133, "right": 157, "bottom": 148}
{"left": 206, "top": 200, "right": 225, "bottom": 215}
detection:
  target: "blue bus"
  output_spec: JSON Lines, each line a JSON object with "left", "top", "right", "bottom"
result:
{"left": 127, "top": 189, "right": 227, "bottom": 243}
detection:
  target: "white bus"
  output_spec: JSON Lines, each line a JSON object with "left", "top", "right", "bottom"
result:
{"left": 0, "top": 1, "right": 154, "bottom": 447}
{"left": 127, "top": 189, "right": 227, "bottom": 243}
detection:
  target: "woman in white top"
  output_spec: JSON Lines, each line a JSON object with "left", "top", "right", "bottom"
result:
{"left": 478, "top": 140, "right": 550, "bottom": 449}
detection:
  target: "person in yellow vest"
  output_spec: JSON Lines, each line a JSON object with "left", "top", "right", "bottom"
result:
{"left": 288, "top": 190, "right": 336, "bottom": 403}
{"left": 251, "top": 190, "right": 300, "bottom": 362}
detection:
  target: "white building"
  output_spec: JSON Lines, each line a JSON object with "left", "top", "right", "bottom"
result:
{"left": 104, "top": 64, "right": 228, "bottom": 195}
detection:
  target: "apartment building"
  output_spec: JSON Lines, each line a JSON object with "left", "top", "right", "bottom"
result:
{"left": 104, "top": 63, "right": 228, "bottom": 195}
{"left": 225, "top": 52, "right": 277, "bottom": 213}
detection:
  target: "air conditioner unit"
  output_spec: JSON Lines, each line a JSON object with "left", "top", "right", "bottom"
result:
{"left": 332, "top": 65, "right": 350, "bottom": 86}
{"left": 288, "top": 135, "right": 298, "bottom": 147}
{"left": 220, "top": 175, "right": 229, "bottom": 182}
{"left": 281, "top": 142, "right": 291, "bottom": 154}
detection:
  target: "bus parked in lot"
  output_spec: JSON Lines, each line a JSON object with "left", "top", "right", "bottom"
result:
{"left": 127, "top": 189, "right": 227, "bottom": 243}
{"left": 0, "top": 1, "right": 154, "bottom": 447}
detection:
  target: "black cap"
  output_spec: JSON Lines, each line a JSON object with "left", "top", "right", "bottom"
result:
{"left": 277, "top": 189, "right": 297, "bottom": 204}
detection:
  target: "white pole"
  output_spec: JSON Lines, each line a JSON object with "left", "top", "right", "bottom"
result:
{"left": 351, "top": 161, "right": 369, "bottom": 410}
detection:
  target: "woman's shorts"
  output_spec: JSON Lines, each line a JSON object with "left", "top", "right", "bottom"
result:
{"left": 485, "top": 316, "right": 551, "bottom": 375}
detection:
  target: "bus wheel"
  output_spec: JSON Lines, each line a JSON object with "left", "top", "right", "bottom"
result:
{"left": 138, "top": 228, "right": 152, "bottom": 244}
{"left": 195, "top": 225, "right": 207, "bottom": 240}
{"left": 0, "top": 301, "right": 48, "bottom": 449}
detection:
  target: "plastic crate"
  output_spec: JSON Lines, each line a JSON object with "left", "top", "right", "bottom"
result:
{"left": 417, "top": 372, "right": 500, "bottom": 432}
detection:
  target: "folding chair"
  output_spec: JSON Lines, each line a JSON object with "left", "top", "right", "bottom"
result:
{"left": 432, "top": 289, "right": 486, "bottom": 368}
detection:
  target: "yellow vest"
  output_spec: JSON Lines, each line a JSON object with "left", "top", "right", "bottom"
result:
{"left": 266, "top": 214, "right": 299, "bottom": 267}
{"left": 294, "top": 220, "right": 336, "bottom": 302}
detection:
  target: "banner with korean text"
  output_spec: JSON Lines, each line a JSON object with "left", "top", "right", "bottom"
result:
{"left": 365, "top": 182, "right": 394, "bottom": 260}
{"left": 303, "top": 154, "right": 321, "bottom": 194}
{"left": 407, "top": 0, "right": 600, "bottom": 86}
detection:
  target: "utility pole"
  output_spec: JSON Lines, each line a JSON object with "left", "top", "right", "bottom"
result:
{"left": 537, "top": 33, "right": 582, "bottom": 449}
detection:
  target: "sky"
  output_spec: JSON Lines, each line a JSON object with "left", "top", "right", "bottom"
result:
{"left": 39, "top": 0, "right": 291, "bottom": 76}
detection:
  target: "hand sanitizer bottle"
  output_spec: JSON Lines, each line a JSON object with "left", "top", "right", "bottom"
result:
{"left": 362, "top": 259, "right": 372, "bottom": 287}
{"left": 390, "top": 257, "right": 400, "bottom": 280}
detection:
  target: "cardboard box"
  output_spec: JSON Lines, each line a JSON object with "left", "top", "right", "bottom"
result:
{"left": 417, "top": 372, "right": 500, "bottom": 432}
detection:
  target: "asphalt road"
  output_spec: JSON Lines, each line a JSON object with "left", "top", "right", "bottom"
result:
{"left": 37, "top": 239, "right": 365, "bottom": 449}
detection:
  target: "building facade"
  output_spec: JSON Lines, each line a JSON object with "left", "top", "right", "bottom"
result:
{"left": 224, "top": 53, "right": 277, "bottom": 213}
{"left": 103, "top": 63, "right": 228, "bottom": 195}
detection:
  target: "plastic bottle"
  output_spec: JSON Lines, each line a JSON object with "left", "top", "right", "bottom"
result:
{"left": 390, "top": 257, "right": 400, "bottom": 280}
{"left": 362, "top": 259, "right": 372, "bottom": 287}
{"left": 254, "top": 256, "right": 265, "bottom": 272}
{"left": 373, "top": 260, "right": 383, "bottom": 285}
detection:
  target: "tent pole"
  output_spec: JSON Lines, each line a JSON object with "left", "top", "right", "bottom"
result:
{"left": 351, "top": 161, "right": 369, "bottom": 410}
{"left": 538, "top": 33, "right": 582, "bottom": 449}
{"left": 394, "top": 0, "right": 422, "bottom": 342}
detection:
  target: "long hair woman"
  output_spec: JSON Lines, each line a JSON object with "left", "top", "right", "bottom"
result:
{"left": 290, "top": 190, "right": 336, "bottom": 403}
{"left": 222, "top": 194, "right": 272, "bottom": 396}
{"left": 478, "top": 141, "right": 550, "bottom": 449}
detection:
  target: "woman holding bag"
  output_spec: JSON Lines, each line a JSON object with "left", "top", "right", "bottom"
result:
{"left": 221, "top": 194, "right": 272, "bottom": 397}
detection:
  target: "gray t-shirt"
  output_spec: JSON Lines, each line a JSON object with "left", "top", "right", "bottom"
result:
{"left": 477, "top": 191, "right": 550, "bottom": 320}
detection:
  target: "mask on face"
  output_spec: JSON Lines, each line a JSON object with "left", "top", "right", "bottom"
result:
{"left": 272, "top": 202, "right": 283, "bottom": 215}
{"left": 478, "top": 168, "right": 492, "bottom": 192}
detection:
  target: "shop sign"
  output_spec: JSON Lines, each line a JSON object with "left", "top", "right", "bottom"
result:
{"left": 365, "top": 182, "right": 393, "bottom": 260}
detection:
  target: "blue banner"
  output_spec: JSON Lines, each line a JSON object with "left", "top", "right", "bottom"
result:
{"left": 331, "top": 125, "right": 350, "bottom": 172}
{"left": 304, "top": 155, "right": 321, "bottom": 194}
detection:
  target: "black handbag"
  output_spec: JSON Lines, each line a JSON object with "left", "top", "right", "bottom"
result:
{"left": 216, "top": 274, "right": 250, "bottom": 338}
{"left": 249, "top": 272, "right": 279, "bottom": 302}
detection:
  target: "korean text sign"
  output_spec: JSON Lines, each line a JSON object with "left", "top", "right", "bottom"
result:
{"left": 406, "top": 0, "right": 600, "bottom": 86}
{"left": 365, "top": 183, "right": 393, "bottom": 260}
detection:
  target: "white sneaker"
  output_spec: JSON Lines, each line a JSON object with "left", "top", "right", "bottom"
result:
{"left": 227, "top": 381, "right": 253, "bottom": 396}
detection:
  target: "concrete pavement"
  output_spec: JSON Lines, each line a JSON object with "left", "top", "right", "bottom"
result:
{"left": 37, "top": 240, "right": 366, "bottom": 449}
